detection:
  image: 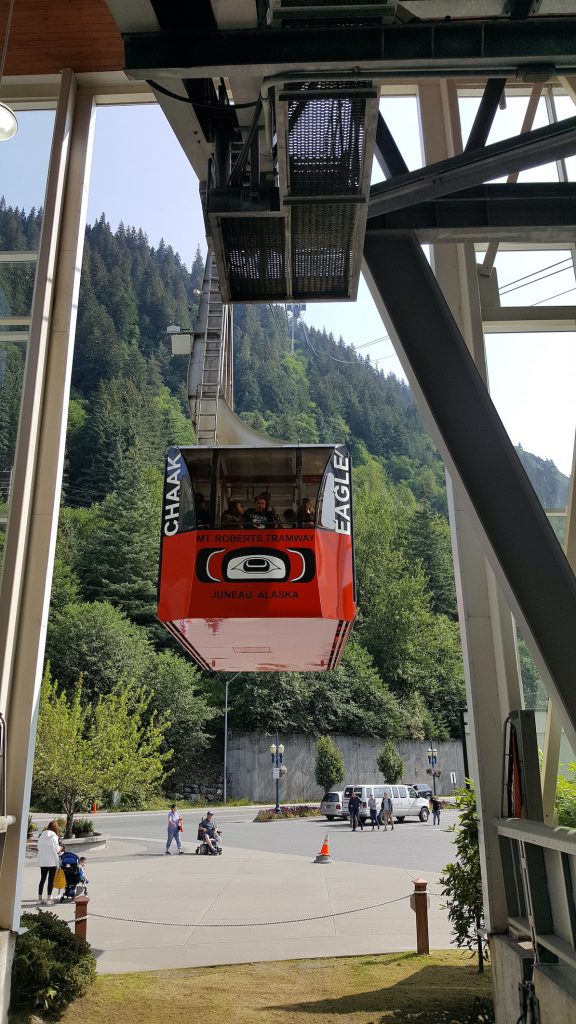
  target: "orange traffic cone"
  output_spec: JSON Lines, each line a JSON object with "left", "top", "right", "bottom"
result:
{"left": 314, "top": 834, "right": 331, "bottom": 863}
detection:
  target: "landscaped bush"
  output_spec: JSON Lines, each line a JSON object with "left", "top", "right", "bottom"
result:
{"left": 555, "top": 762, "right": 576, "bottom": 827}
{"left": 11, "top": 911, "right": 96, "bottom": 1018}
{"left": 71, "top": 817, "right": 94, "bottom": 836}
{"left": 254, "top": 805, "right": 319, "bottom": 822}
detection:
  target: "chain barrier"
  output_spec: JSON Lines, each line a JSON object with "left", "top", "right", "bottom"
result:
{"left": 73, "top": 892, "right": 414, "bottom": 930}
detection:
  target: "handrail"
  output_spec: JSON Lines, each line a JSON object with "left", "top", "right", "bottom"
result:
{"left": 496, "top": 816, "right": 576, "bottom": 852}
{"left": 495, "top": 815, "right": 576, "bottom": 969}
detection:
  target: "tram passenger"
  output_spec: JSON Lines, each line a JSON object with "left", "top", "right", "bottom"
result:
{"left": 244, "top": 494, "right": 279, "bottom": 529}
{"left": 283, "top": 508, "right": 297, "bottom": 526}
{"left": 194, "top": 493, "right": 210, "bottom": 527}
{"left": 221, "top": 499, "right": 245, "bottom": 527}
{"left": 298, "top": 497, "right": 315, "bottom": 526}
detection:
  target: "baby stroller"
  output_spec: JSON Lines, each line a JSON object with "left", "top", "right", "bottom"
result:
{"left": 59, "top": 850, "right": 86, "bottom": 901}
{"left": 195, "top": 821, "right": 223, "bottom": 855}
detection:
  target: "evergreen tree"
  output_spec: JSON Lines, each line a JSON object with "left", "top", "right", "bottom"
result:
{"left": 376, "top": 740, "right": 404, "bottom": 783}
{"left": 76, "top": 449, "right": 161, "bottom": 635}
{"left": 0, "top": 343, "right": 24, "bottom": 479}
{"left": 46, "top": 601, "right": 152, "bottom": 702}
{"left": 402, "top": 500, "right": 457, "bottom": 618}
{"left": 315, "top": 736, "right": 345, "bottom": 792}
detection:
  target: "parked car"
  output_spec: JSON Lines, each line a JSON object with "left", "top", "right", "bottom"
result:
{"left": 343, "top": 784, "right": 430, "bottom": 823}
{"left": 320, "top": 790, "right": 346, "bottom": 821}
{"left": 411, "top": 783, "right": 433, "bottom": 800}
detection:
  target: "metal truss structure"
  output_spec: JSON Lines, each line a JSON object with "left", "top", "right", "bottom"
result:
{"left": 1, "top": 2, "right": 576, "bottom": 1021}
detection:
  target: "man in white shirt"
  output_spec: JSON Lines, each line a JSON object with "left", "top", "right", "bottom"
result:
{"left": 166, "top": 803, "right": 183, "bottom": 854}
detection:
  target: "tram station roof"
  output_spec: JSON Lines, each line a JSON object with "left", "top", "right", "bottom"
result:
{"left": 5, "top": 2, "right": 576, "bottom": 302}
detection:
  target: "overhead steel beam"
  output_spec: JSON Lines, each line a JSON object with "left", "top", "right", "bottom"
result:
{"left": 122, "top": 19, "right": 576, "bottom": 79}
{"left": 368, "top": 116, "right": 576, "bottom": 217}
{"left": 366, "top": 183, "right": 576, "bottom": 242}
{"left": 375, "top": 112, "right": 409, "bottom": 178}
{"left": 465, "top": 78, "right": 507, "bottom": 151}
{"left": 363, "top": 232, "right": 576, "bottom": 752}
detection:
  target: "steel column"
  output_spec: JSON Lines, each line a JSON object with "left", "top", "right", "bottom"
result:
{"left": 0, "top": 72, "right": 95, "bottom": 1012}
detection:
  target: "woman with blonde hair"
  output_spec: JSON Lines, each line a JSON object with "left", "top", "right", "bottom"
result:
{"left": 37, "top": 819, "right": 62, "bottom": 905}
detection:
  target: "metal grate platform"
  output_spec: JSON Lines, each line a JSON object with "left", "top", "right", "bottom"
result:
{"left": 207, "top": 77, "right": 377, "bottom": 303}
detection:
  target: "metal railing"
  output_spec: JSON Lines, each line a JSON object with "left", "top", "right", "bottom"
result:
{"left": 497, "top": 816, "right": 576, "bottom": 968}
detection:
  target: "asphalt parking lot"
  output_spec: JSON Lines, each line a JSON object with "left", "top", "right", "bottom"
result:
{"left": 22, "top": 808, "right": 457, "bottom": 972}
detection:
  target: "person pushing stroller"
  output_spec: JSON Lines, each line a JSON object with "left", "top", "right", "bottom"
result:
{"left": 197, "top": 811, "right": 222, "bottom": 854}
{"left": 59, "top": 847, "right": 82, "bottom": 902}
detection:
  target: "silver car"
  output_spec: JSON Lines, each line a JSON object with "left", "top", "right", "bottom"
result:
{"left": 320, "top": 790, "right": 346, "bottom": 821}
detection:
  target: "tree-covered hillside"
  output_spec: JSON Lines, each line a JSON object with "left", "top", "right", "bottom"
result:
{"left": 0, "top": 203, "right": 565, "bottom": 789}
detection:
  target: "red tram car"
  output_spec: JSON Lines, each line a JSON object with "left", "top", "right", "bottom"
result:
{"left": 157, "top": 444, "right": 356, "bottom": 672}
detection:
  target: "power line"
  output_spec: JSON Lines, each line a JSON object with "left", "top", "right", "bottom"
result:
{"left": 532, "top": 285, "right": 576, "bottom": 306}
{"left": 499, "top": 256, "right": 572, "bottom": 294}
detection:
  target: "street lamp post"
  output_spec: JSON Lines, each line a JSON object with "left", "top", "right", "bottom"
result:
{"left": 427, "top": 744, "right": 438, "bottom": 796}
{"left": 270, "top": 734, "right": 285, "bottom": 814}
{"left": 223, "top": 673, "right": 242, "bottom": 804}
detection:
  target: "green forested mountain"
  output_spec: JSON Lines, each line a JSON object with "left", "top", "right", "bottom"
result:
{"left": 0, "top": 203, "right": 565, "bottom": 786}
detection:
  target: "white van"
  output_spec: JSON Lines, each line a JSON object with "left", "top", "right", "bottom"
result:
{"left": 343, "top": 784, "right": 429, "bottom": 823}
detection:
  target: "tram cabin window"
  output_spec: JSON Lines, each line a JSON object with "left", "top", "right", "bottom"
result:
{"left": 168, "top": 445, "right": 345, "bottom": 533}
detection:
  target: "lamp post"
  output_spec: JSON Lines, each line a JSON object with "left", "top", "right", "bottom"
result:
{"left": 223, "top": 673, "right": 242, "bottom": 804}
{"left": 427, "top": 744, "right": 438, "bottom": 796}
{"left": 270, "top": 734, "right": 285, "bottom": 814}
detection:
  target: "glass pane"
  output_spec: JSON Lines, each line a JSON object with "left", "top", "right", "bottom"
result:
{"left": 0, "top": 109, "right": 55, "bottom": 572}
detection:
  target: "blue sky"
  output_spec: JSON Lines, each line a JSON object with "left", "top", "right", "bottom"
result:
{"left": 3, "top": 97, "right": 575, "bottom": 477}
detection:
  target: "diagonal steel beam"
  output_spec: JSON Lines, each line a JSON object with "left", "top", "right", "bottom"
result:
{"left": 368, "top": 116, "right": 576, "bottom": 217}
{"left": 375, "top": 112, "right": 409, "bottom": 178}
{"left": 362, "top": 232, "right": 576, "bottom": 751}
{"left": 465, "top": 78, "right": 507, "bottom": 152}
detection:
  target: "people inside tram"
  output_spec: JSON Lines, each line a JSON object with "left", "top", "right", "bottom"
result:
{"left": 194, "top": 492, "right": 211, "bottom": 528}
{"left": 243, "top": 493, "right": 280, "bottom": 529}
{"left": 283, "top": 507, "right": 297, "bottom": 526}
{"left": 221, "top": 499, "right": 245, "bottom": 527}
{"left": 298, "top": 497, "right": 316, "bottom": 526}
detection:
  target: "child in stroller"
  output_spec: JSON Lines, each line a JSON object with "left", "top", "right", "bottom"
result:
{"left": 196, "top": 811, "right": 223, "bottom": 855}
{"left": 59, "top": 848, "right": 85, "bottom": 901}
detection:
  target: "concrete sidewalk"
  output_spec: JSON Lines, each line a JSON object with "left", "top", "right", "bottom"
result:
{"left": 22, "top": 835, "right": 452, "bottom": 973}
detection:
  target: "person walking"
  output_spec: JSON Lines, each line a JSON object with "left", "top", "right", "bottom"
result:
{"left": 37, "top": 819, "right": 63, "bottom": 905}
{"left": 431, "top": 795, "right": 441, "bottom": 826}
{"left": 368, "top": 793, "right": 380, "bottom": 830}
{"left": 165, "top": 803, "right": 184, "bottom": 854}
{"left": 348, "top": 792, "right": 363, "bottom": 831}
{"left": 380, "top": 791, "right": 394, "bottom": 831}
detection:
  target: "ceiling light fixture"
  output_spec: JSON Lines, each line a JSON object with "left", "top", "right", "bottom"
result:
{"left": 0, "top": 0, "right": 17, "bottom": 141}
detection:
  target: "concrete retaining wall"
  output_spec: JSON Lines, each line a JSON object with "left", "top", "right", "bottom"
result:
{"left": 226, "top": 733, "right": 465, "bottom": 803}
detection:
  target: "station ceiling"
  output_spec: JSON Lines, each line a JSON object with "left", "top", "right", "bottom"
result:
{"left": 4, "top": 1, "right": 576, "bottom": 302}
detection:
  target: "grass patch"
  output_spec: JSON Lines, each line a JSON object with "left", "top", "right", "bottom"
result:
{"left": 49, "top": 951, "right": 492, "bottom": 1024}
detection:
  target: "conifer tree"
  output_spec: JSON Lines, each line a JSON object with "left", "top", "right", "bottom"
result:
{"left": 77, "top": 449, "right": 161, "bottom": 637}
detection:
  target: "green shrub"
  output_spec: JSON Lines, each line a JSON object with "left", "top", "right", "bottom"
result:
{"left": 555, "top": 762, "right": 576, "bottom": 827}
{"left": 11, "top": 911, "right": 96, "bottom": 1018}
{"left": 315, "top": 736, "right": 345, "bottom": 793}
{"left": 71, "top": 817, "right": 94, "bottom": 837}
{"left": 254, "top": 805, "right": 319, "bottom": 821}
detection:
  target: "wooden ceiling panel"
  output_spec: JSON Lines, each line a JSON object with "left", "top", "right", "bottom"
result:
{"left": 4, "top": 0, "right": 124, "bottom": 76}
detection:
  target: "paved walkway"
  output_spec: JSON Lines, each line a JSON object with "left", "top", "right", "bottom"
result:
{"left": 22, "top": 833, "right": 452, "bottom": 973}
